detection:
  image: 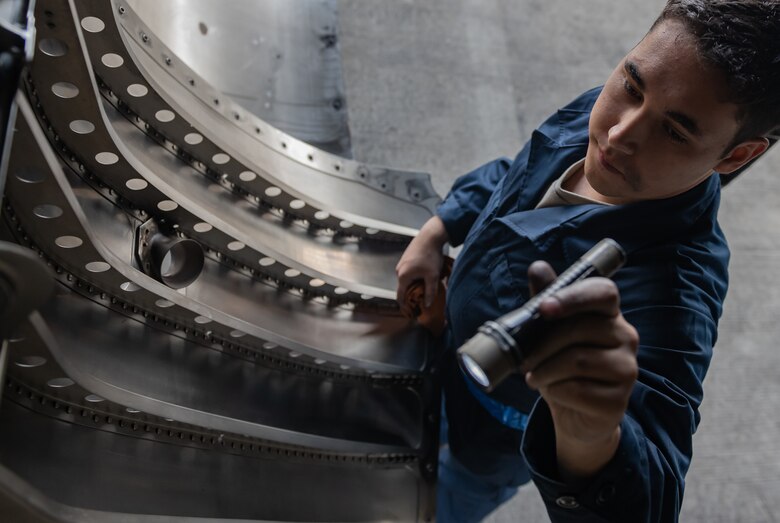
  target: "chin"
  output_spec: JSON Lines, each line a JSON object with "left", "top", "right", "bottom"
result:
{"left": 583, "top": 157, "right": 618, "bottom": 197}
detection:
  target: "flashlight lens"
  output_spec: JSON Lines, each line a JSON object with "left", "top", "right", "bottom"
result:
{"left": 460, "top": 354, "right": 490, "bottom": 388}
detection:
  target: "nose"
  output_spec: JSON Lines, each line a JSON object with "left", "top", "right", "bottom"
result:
{"left": 607, "top": 108, "right": 645, "bottom": 155}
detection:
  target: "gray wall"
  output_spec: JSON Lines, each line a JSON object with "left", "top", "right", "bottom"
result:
{"left": 340, "top": 1, "right": 780, "bottom": 521}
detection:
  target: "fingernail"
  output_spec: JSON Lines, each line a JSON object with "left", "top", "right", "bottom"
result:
{"left": 525, "top": 371, "right": 533, "bottom": 384}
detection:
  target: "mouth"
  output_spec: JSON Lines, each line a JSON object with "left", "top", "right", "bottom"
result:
{"left": 598, "top": 149, "right": 625, "bottom": 179}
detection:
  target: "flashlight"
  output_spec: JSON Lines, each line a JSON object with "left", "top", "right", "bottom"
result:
{"left": 456, "top": 238, "right": 626, "bottom": 392}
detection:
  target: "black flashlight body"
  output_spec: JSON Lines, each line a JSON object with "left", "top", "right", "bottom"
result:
{"left": 456, "top": 238, "right": 626, "bottom": 392}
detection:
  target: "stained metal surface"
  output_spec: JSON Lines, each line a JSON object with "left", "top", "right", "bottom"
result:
{"left": 125, "top": 0, "right": 353, "bottom": 157}
{"left": 0, "top": 0, "right": 441, "bottom": 520}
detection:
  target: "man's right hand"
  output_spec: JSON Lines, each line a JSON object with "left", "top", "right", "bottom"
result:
{"left": 395, "top": 216, "right": 449, "bottom": 316}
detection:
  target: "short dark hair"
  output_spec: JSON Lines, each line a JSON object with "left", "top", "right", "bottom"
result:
{"left": 653, "top": 0, "right": 780, "bottom": 147}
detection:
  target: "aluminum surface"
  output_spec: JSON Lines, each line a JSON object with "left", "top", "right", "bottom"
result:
{"left": 0, "top": 400, "right": 424, "bottom": 521}
{"left": 125, "top": 0, "right": 353, "bottom": 158}
{"left": 9, "top": 91, "right": 427, "bottom": 380}
{"left": 0, "top": 0, "right": 441, "bottom": 520}
{"left": 85, "top": 0, "right": 439, "bottom": 235}
{"left": 27, "top": 0, "right": 412, "bottom": 300}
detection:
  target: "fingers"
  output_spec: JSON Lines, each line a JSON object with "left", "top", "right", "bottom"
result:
{"left": 539, "top": 277, "right": 622, "bottom": 319}
{"left": 424, "top": 276, "right": 439, "bottom": 308}
{"left": 395, "top": 274, "right": 412, "bottom": 310}
{"left": 525, "top": 345, "right": 638, "bottom": 393}
{"left": 528, "top": 261, "right": 558, "bottom": 297}
{"left": 521, "top": 314, "right": 638, "bottom": 371}
{"left": 525, "top": 344, "right": 637, "bottom": 427}
{"left": 541, "top": 378, "right": 632, "bottom": 421}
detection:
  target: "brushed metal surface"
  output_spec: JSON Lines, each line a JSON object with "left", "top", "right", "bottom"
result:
{"left": 126, "top": 0, "right": 353, "bottom": 157}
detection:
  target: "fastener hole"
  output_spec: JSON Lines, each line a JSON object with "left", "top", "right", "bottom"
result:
{"left": 239, "top": 171, "right": 257, "bottom": 182}
{"left": 126, "top": 178, "right": 148, "bottom": 190}
{"left": 95, "top": 152, "right": 119, "bottom": 165}
{"left": 85, "top": 261, "right": 111, "bottom": 273}
{"left": 157, "top": 200, "right": 178, "bottom": 212}
{"left": 51, "top": 82, "right": 79, "bottom": 99}
{"left": 15, "top": 356, "right": 46, "bottom": 368}
{"left": 39, "top": 38, "right": 68, "bottom": 57}
{"left": 69, "top": 119, "right": 95, "bottom": 134}
{"left": 120, "top": 281, "right": 140, "bottom": 292}
{"left": 184, "top": 132, "right": 203, "bottom": 145}
{"left": 33, "top": 204, "right": 63, "bottom": 219}
{"left": 55, "top": 235, "right": 83, "bottom": 248}
{"left": 80, "top": 16, "right": 105, "bottom": 33}
{"left": 15, "top": 167, "right": 46, "bottom": 183}
{"left": 47, "top": 377, "right": 74, "bottom": 388}
{"left": 212, "top": 153, "right": 230, "bottom": 165}
{"left": 101, "top": 53, "right": 124, "bottom": 68}
{"left": 127, "top": 84, "right": 148, "bottom": 97}
{"left": 155, "top": 110, "right": 175, "bottom": 123}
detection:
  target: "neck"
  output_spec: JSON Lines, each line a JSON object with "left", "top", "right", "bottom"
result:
{"left": 564, "top": 163, "right": 622, "bottom": 204}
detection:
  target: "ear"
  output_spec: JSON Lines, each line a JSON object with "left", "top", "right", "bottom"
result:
{"left": 714, "top": 137, "right": 770, "bottom": 174}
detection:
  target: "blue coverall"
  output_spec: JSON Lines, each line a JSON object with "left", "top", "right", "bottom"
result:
{"left": 435, "top": 87, "right": 730, "bottom": 522}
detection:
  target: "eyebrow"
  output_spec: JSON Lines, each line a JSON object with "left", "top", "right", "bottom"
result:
{"left": 624, "top": 60, "right": 644, "bottom": 89}
{"left": 624, "top": 60, "right": 702, "bottom": 137}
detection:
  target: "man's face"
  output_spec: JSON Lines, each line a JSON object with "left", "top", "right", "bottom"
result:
{"left": 584, "top": 19, "right": 745, "bottom": 203}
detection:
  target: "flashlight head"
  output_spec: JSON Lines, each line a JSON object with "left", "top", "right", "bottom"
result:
{"left": 456, "top": 331, "right": 517, "bottom": 392}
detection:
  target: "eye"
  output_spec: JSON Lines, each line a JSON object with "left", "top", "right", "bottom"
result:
{"left": 622, "top": 78, "right": 641, "bottom": 100}
{"left": 664, "top": 123, "right": 688, "bottom": 144}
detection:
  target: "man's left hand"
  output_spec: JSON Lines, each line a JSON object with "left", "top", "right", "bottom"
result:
{"left": 522, "top": 261, "right": 639, "bottom": 481}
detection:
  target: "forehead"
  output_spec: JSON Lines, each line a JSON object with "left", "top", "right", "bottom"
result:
{"left": 628, "top": 19, "right": 741, "bottom": 138}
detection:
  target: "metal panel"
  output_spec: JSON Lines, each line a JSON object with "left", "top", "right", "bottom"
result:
{"left": 125, "top": 0, "right": 353, "bottom": 157}
{"left": 0, "top": 0, "right": 442, "bottom": 520}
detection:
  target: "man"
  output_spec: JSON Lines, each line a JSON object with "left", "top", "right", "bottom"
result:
{"left": 395, "top": 1, "right": 779, "bottom": 521}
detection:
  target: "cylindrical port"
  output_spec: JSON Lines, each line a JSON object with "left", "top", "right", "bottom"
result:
{"left": 148, "top": 234, "right": 204, "bottom": 289}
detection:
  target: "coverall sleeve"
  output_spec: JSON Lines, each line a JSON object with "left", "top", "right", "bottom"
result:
{"left": 520, "top": 305, "right": 716, "bottom": 522}
{"left": 435, "top": 158, "right": 513, "bottom": 247}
